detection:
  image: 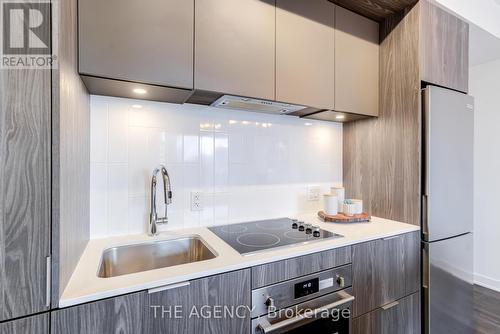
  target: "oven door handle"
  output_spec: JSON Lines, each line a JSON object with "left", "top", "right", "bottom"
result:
{"left": 256, "top": 291, "right": 355, "bottom": 334}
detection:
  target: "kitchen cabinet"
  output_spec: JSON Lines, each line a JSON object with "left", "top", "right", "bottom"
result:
{"left": 147, "top": 269, "right": 251, "bottom": 333}
{"left": 351, "top": 231, "right": 420, "bottom": 317}
{"left": 51, "top": 292, "right": 147, "bottom": 334}
{"left": 195, "top": 0, "right": 275, "bottom": 100}
{"left": 334, "top": 5, "right": 379, "bottom": 117}
{"left": 353, "top": 293, "right": 421, "bottom": 334}
{"left": 275, "top": 0, "right": 335, "bottom": 109}
{"left": 0, "top": 69, "right": 51, "bottom": 319}
{"left": 78, "top": 0, "right": 194, "bottom": 101}
{"left": 420, "top": 0, "right": 469, "bottom": 93}
{"left": 0, "top": 313, "right": 49, "bottom": 334}
{"left": 252, "top": 246, "right": 351, "bottom": 288}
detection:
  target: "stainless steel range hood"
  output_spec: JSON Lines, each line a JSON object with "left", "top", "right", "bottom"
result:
{"left": 184, "top": 90, "right": 370, "bottom": 123}
{"left": 211, "top": 95, "right": 307, "bottom": 115}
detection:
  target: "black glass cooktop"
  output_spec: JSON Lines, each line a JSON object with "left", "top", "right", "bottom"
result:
{"left": 208, "top": 218, "right": 342, "bottom": 255}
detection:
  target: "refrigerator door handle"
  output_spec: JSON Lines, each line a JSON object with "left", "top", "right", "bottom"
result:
{"left": 422, "top": 194, "right": 429, "bottom": 239}
{"left": 422, "top": 241, "right": 429, "bottom": 289}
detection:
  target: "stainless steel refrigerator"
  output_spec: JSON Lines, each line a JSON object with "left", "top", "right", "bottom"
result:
{"left": 422, "top": 85, "right": 474, "bottom": 334}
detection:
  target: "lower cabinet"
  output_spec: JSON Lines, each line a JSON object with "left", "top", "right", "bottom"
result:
{"left": 0, "top": 313, "right": 49, "bottom": 334}
{"left": 352, "top": 232, "right": 420, "bottom": 317}
{"left": 147, "top": 269, "right": 251, "bottom": 333}
{"left": 50, "top": 269, "right": 251, "bottom": 334}
{"left": 353, "top": 293, "right": 421, "bottom": 334}
{"left": 51, "top": 292, "right": 148, "bottom": 334}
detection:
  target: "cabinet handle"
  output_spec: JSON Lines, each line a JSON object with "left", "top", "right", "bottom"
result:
{"left": 46, "top": 256, "right": 51, "bottom": 307}
{"left": 381, "top": 235, "right": 402, "bottom": 241}
{"left": 381, "top": 301, "right": 399, "bottom": 311}
{"left": 148, "top": 281, "right": 190, "bottom": 294}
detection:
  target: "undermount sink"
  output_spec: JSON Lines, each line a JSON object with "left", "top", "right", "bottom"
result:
{"left": 97, "top": 236, "right": 217, "bottom": 278}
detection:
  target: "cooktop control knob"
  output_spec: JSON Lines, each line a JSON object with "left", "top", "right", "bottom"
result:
{"left": 265, "top": 297, "right": 275, "bottom": 310}
{"left": 305, "top": 224, "right": 312, "bottom": 234}
{"left": 313, "top": 226, "right": 321, "bottom": 237}
{"left": 291, "top": 220, "right": 298, "bottom": 229}
{"left": 336, "top": 275, "right": 345, "bottom": 287}
{"left": 298, "top": 222, "right": 305, "bottom": 231}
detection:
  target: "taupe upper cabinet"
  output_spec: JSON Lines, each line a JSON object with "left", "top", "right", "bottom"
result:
{"left": 79, "top": 0, "right": 194, "bottom": 89}
{"left": 195, "top": 0, "right": 275, "bottom": 100}
{"left": 334, "top": 5, "right": 379, "bottom": 117}
{"left": 420, "top": 1, "right": 469, "bottom": 93}
{"left": 276, "top": 0, "right": 335, "bottom": 110}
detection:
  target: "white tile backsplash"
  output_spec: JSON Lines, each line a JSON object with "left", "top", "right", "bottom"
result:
{"left": 89, "top": 95, "right": 343, "bottom": 238}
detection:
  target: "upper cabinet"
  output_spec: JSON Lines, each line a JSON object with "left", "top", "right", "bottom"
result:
{"left": 78, "top": 0, "right": 194, "bottom": 101}
{"left": 420, "top": 1, "right": 469, "bottom": 93}
{"left": 276, "top": 0, "right": 335, "bottom": 110}
{"left": 194, "top": 0, "right": 275, "bottom": 100}
{"left": 78, "top": 0, "right": 381, "bottom": 120}
{"left": 334, "top": 5, "right": 379, "bottom": 117}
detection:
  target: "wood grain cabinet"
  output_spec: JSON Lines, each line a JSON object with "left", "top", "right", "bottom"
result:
{"left": 334, "top": 5, "right": 379, "bottom": 117}
{"left": 146, "top": 269, "right": 251, "bottom": 333}
{"left": 252, "top": 246, "right": 351, "bottom": 288}
{"left": 51, "top": 292, "right": 148, "bottom": 334}
{"left": 353, "top": 293, "right": 420, "bottom": 334}
{"left": 420, "top": 0, "right": 469, "bottom": 93}
{"left": 351, "top": 232, "right": 420, "bottom": 317}
{"left": 275, "top": 0, "right": 335, "bottom": 109}
{"left": 0, "top": 68, "right": 51, "bottom": 320}
{"left": 195, "top": 0, "right": 275, "bottom": 100}
{"left": 0, "top": 313, "right": 49, "bottom": 334}
{"left": 79, "top": 0, "right": 194, "bottom": 91}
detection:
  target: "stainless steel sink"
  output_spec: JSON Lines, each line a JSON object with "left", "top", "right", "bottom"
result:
{"left": 97, "top": 236, "right": 217, "bottom": 278}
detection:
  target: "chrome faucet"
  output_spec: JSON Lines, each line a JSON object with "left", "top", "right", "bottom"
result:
{"left": 149, "top": 165, "right": 172, "bottom": 236}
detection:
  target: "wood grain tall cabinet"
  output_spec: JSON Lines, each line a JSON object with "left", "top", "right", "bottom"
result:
{"left": 343, "top": 0, "right": 469, "bottom": 227}
{"left": 0, "top": 16, "right": 51, "bottom": 325}
{"left": 1, "top": 0, "right": 90, "bottom": 327}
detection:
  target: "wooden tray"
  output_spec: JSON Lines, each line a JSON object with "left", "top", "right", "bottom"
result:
{"left": 318, "top": 211, "right": 371, "bottom": 223}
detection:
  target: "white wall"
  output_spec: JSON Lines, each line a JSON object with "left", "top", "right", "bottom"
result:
{"left": 470, "top": 59, "right": 500, "bottom": 292}
{"left": 89, "top": 96, "right": 343, "bottom": 238}
{"left": 434, "top": 0, "right": 500, "bottom": 40}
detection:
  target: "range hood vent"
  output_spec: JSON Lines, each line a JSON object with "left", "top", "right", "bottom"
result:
{"left": 210, "top": 95, "right": 307, "bottom": 115}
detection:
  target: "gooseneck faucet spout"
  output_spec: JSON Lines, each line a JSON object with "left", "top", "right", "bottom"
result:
{"left": 149, "top": 165, "right": 172, "bottom": 236}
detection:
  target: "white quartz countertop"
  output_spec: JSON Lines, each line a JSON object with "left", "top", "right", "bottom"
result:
{"left": 59, "top": 213, "right": 420, "bottom": 307}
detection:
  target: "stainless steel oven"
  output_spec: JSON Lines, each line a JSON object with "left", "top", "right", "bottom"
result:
{"left": 251, "top": 265, "right": 354, "bottom": 334}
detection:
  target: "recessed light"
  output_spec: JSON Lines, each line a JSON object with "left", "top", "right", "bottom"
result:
{"left": 131, "top": 104, "right": 143, "bottom": 109}
{"left": 229, "top": 120, "right": 238, "bottom": 125}
{"left": 133, "top": 88, "right": 147, "bottom": 95}
{"left": 336, "top": 115, "right": 345, "bottom": 120}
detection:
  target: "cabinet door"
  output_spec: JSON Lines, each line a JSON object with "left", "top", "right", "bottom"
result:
{"left": 79, "top": 0, "right": 194, "bottom": 89}
{"left": 334, "top": 6, "right": 379, "bottom": 117}
{"left": 276, "top": 0, "right": 335, "bottom": 109}
{"left": 352, "top": 232, "right": 420, "bottom": 317}
{"left": 51, "top": 292, "right": 147, "bottom": 334}
{"left": 353, "top": 293, "right": 420, "bottom": 334}
{"left": 0, "top": 69, "right": 51, "bottom": 319}
{"left": 195, "top": 0, "right": 275, "bottom": 100}
{"left": 147, "top": 269, "right": 251, "bottom": 333}
{"left": 0, "top": 313, "right": 49, "bottom": 334}
{"left": 420, "top": 1, "right": 469, "bottom": 93}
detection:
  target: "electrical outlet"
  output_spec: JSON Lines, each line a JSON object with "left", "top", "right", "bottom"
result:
{"left": 307, "top": 186, "right": 320, "bottom": 201}
{"left": 191, "top": 191, "right": 203, "bottom": 211}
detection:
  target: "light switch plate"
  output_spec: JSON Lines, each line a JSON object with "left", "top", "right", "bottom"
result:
{"left": 307, "top": 186, "right": 320, "bottom": 201}
{"left": 191, "top": 191, "right": 203, "bottom": 211}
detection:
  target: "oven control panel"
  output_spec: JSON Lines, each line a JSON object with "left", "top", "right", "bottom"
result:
{"left": 294, "top": 277, "right": 320, "bottom": 299}
{"left": 251, "top": 264, "right": 352, "bottom": 318}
